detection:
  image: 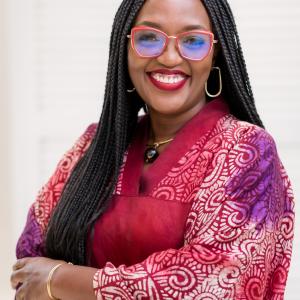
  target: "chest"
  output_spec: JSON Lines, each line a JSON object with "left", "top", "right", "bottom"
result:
{"left": 90, "top": 138, "right": 219, "bottom": 268}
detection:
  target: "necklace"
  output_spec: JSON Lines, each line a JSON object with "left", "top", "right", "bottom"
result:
{"left": 144, "top": 137, "right": 174, "bottom": 164}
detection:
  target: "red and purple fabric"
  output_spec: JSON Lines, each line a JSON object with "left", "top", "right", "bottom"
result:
{"left": 16, "top": 98, "right": 295, "bottom": 299}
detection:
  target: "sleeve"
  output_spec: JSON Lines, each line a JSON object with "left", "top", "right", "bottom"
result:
{"left": 93, "top": 126, "right": 295, "bottom": 300}
{"left": 16, "top": 123, "right": 97, "bottom": 259}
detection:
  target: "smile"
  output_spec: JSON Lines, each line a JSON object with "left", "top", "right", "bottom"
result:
{"left": 152, "top": 73, "right": 186, "bottom": 84}
{"left": 148, "top": 70, "right": 189, "bottom": 91}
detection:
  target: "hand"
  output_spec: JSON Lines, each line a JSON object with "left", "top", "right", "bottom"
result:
{"left": 10, "top": 257, "right": 65, "bottom": 300}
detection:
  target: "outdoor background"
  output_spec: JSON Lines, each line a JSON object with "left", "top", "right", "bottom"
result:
{"left": 0, "top": 0, "right": 299, "bottom": 298}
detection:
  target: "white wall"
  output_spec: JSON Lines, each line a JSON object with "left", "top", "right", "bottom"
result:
{"left": 1, "top": 0, "right": 299, "bottom": 298}
{"left": 0, "top": 0, "right": 14, "bottom": 298}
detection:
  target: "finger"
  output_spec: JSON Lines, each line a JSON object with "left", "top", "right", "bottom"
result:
{"left": 15, "top": 282, "right": 26, "bottom": 300}
{"left": 13, "top": 258, "right": 27, "bottom": 271}
{"left": 10, "top": 270, "right": 25, "bottom": 289}
{"left": 15, "top": 292, "right": 23, "bottom": 300}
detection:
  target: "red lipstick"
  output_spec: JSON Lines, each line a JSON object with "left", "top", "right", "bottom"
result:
{"left": 147, "top": 69, "right": 189, "bottom": 91}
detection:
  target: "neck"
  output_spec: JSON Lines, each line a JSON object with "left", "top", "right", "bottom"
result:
{"left": 148, "top": 100, "right": 206, "bottom": 142}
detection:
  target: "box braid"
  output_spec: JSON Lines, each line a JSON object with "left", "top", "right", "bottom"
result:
{"left": 45, "top": 0, "right": 264, "bottom": 266}
{"left": 202, "top": 0, "right": 264, "bottom": 126}
{"left": 45, "top": 0, "right": 146, "bottom": 265}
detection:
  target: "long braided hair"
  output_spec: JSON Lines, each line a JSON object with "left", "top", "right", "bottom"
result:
{"left": 45, "top": 0, "right": 264, "bottom": 265}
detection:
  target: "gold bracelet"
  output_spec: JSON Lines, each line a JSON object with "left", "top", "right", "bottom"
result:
{"left": 46, "top": 263, "right": 66, "bottom": 300}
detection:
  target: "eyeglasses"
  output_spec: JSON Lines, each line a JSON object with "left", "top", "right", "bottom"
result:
{"left": 127, "top": 26, "right": 218, "bottom": 61}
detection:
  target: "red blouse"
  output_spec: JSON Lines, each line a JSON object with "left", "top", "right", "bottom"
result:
{"left": 16, "top": 98, "right": 295, "bottom": 299}
{"left": 91, "top": 99, "right": 229, "bottom": 268}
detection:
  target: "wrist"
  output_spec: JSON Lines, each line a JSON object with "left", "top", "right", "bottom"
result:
{"left": 48, "top": 262, "right": 73, "bottom": 300}
{"left": 48, "top": 262, "right": 98, "bottom": 300}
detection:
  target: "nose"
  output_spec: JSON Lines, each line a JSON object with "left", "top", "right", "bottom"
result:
{"left": 156, "top": 38, "right": 183, "bottom": 66}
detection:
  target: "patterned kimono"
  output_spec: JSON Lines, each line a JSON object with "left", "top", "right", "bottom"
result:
{"left": 16, "top": 99, "right": 294, "bottom": 299}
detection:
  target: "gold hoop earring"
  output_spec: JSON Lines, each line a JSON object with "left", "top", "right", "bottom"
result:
{"left": 127, "top": 87, "right": 136, "bottom": 93}
{"left": 205, "top": 67, "right": 222, "bottom": 98}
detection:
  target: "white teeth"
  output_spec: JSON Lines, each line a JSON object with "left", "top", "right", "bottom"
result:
{"left": 151, "top": 73, "right": 186, "bottom": 84}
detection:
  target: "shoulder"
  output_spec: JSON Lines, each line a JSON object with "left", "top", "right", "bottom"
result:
{"left": 16, "top": 123, "right": 99, "bottom": 257}
{"left": 206, "top": 115, "right": 280, "bottom": 179}
{"left": 58, "top": 123, "right": 98, "bottom": 166}
{"left": 35, "top": 123, "right": 98, "bottom": 230}
{"left": 74, "top": 123, "right": 98, "bottom": 149}
{"left": 217, "top": 114, "right": 277, "bottom": 153}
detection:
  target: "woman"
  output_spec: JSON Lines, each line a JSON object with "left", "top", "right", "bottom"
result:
{"left": 11, "top": 0, "right": 294, "bottom": 299}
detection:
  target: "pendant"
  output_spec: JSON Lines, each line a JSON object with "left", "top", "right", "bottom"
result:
{"left": 144, "top": 146, "right": 159, "bottom": 164}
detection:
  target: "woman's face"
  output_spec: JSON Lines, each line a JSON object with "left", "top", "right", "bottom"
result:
{"left": 128, "top": 0, "right": 216, "bottom": 117}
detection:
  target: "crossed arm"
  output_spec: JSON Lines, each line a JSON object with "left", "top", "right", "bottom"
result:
{"left": 11, "top": 126, "right": 294, "bottom": 300}
{"left": 11, "top": 257, "right": 96, "bottom": 300}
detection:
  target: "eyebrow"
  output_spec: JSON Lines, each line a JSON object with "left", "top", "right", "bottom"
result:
{"left": 135, "top": 21, "right": 208, "bottom": 32}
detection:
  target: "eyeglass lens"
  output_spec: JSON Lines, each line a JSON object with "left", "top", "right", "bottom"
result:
{"left": 179, "top": 33, "right": 211, "bottom": 60}
{"left": 133, "top": 29, "right": 212, "bottom": 60}
{"left": 134, "top": 29, "right": 166, "bottom": 57}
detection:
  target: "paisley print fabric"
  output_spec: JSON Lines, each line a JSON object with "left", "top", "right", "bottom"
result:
{"left": 16, "top": 100, "right": 294, "bottom": 299}
{"left": 92, "top": 117, "right": 294, "bottom": 300}
{"left": 16, "top": 124, "right": 96, "bottom": 258}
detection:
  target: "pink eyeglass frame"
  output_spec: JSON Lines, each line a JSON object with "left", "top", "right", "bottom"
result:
{"left": 127, "top": 26, "right": 218, "bottom": 61}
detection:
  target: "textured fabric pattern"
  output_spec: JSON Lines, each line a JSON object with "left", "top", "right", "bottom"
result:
{"left": 92, "top": 117, "right": 294, "bottom": 300}
{"left": 16, "top": 124, "right": 97, "bottom": 258}
{"left": 16, "top": 114, "right": 294, "bottom": 299}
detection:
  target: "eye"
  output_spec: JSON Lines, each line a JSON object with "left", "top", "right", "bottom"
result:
{"left": 182, "top": 35, "right": 205, "bottom": 47}
{"left": 137, "top": 32, "right": 160, "bottom": 42}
